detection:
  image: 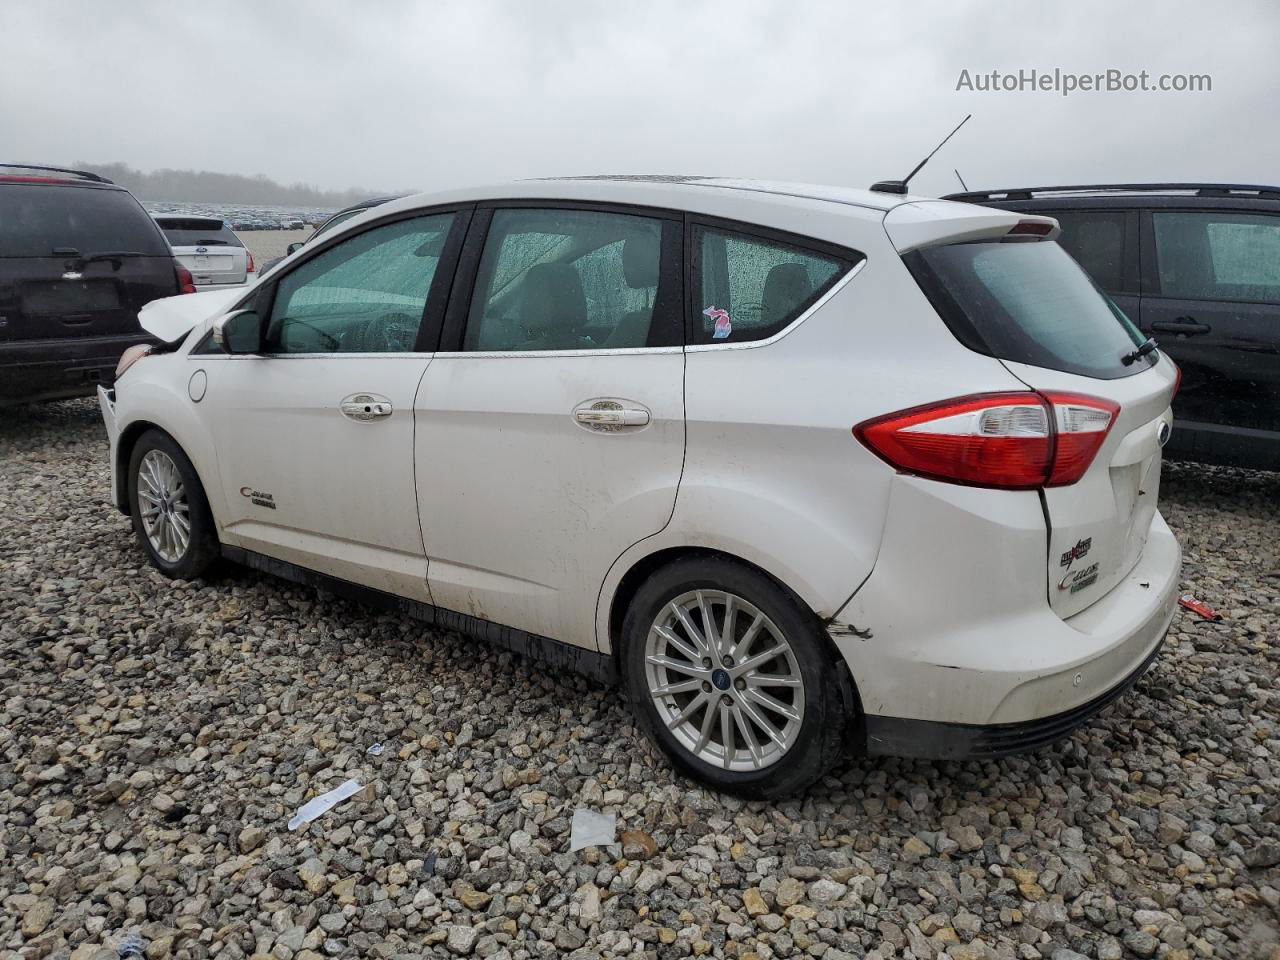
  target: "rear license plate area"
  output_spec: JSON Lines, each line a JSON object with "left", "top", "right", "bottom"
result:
{"left": 23, "top": 280, "right": 121, "bottom": 313}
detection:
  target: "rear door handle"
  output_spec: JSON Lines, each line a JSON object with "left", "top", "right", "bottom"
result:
{"left": 573, "top": 399, "right": 651, "bottom": 431}
{"left": 340, "top": 393, "right": 393, "bottom": 421}
{"left": 1151, "top": 318, "right": 1211, "bottom": 336}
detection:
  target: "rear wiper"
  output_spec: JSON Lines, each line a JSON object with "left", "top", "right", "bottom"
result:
{"left": 1121, "top": 337, "right": 1158, "bottom": 366}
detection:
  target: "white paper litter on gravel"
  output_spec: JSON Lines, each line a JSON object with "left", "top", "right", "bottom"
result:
{"left": 288, "top": 778, "right": 362, "bottom": 831}
{"left": 569, "top": 808, "right": 616, "bottom": 851}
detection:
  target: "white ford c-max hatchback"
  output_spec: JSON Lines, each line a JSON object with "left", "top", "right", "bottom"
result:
{"left": 99, "top": 177, "right": 1180, "bottom": 797}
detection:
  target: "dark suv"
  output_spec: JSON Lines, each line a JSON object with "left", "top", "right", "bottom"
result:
{"left": 0, "top": 164, "right": 191, "bottom": 406}
{"left": 944, "top": 183, "right": 1280, "bottom": 470}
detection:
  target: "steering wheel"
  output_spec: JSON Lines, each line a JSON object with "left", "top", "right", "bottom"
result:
{"left": 359, "top": 312, "right": 419, "bottom": 352}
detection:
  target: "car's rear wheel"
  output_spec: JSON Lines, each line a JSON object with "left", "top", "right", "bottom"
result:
{"left": 621, "top": 555, "right": 854, "bottom": 798}
{"left": 127, "top": 430, "right": 219, "bottom": 579}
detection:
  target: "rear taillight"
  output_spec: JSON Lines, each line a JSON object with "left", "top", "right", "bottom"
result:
{"left": 1006, "top": 218, "right": 1056, "bottom": 238}
{"left": 174, "top": 261, "right": 196, "bottom": 294}
{"left": 1171, "top": 362, "right": 1182, "bottom": 399}
{"left": 855, "top": 391, "right": 1118, "bottom": 490}
{"left": 246, "top": 250, "right": 255, "bottom": 274}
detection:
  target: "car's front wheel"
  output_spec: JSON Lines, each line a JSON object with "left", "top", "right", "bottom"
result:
{"left": 621, "top": 555, "right": 855, "bottom": 798}
{"left": 127, "top": 430, "right": 219, "bottom": 579}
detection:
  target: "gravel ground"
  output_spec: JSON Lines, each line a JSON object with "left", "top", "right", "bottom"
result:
{"left": 239, "top": 230, "right": 313, "bottom": 265}
{"left": 1, "top": 399, "right": 1278, "bottom": 960}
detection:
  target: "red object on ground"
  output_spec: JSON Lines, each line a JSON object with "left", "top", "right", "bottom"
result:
{"left": 1178, "top": 594, "right": 1223, "bottom": 621}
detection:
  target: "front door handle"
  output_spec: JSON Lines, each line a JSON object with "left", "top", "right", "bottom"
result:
{"left": 340, "top": 393, "right": 393, "bottom": 421}
{"left": 1151, "top": 318, "right": 1211, "bottom": 336}
{"left": 573, "top": 398, "right": 651, "bottom": 431}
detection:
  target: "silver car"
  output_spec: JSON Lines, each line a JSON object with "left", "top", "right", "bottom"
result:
{"left": 153, "top": 215, "right": 251, "bottom": 286}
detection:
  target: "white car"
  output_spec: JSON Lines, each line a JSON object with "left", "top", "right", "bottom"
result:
{"left": 153, "top": 215, "right": 254, "bottom": 286}
{"left": 99, "top": 177, "right": 1181, "bottom": 796}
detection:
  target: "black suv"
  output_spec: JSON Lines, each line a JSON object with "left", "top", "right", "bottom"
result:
{"left": 945, "top": 183, "right": 1280, "bottom": 470}
{"left": 0, "top": 164, "right": 191, "bottom": 406}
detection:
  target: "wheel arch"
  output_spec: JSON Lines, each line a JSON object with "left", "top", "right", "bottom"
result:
{"left": 603, "top": 546, "right": 860, "bottom": 713}
{"left": 114, "top": 419, "right": 165, "bottom": 513}
{"left": 112, "top": 396, "right": 225, "bottom": 530}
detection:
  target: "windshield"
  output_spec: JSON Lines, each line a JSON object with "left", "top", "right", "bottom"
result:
{"left": 0, "top": 184, "right": 170, "bottom": 258}
{"left": 906, "top": 239, "right": 1151, "bottom": 379}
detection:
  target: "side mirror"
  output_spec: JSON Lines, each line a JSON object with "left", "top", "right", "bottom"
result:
{"left": 286, "top": 241, "right": 304, "bottom": 255}
{"left": 212, "top": 309, "right": 264, "bottom": 354}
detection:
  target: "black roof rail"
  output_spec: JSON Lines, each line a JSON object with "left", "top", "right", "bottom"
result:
{"left": 0, "top": 163, "right": 114, "bottom": 184}
{"left": 945, "top": 182, "right": 1280, "bottom": 202}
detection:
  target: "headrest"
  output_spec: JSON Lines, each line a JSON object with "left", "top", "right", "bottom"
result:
{"left": 522, "top": 262, "right": 586, "bottom": 331}
{"left": 761, "top": 263, "right": 813, "bottom": 326}
{"left": 623, "top": 232, "right": 661, "bottom": 288}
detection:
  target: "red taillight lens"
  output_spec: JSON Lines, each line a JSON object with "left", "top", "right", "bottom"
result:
{"left": 1170, "top": 362, "right": 1182, "bottom": 399}
{"left": 1006, "top": 218, "right": 1056, "bottom": 238}
{"left": 855, "top": 391, "right": 1118, "bottom": 490}
{"left": 1043, "top": 392, "right": 1120, "bottom": 486}
{"left": 174, "top": 262, "right": 197, "bottom": 294}
{"left": 246, "top": 250, "right": 255, "bottom": 274}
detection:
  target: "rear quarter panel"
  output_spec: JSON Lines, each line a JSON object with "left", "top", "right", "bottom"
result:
{"left": 596, "top": 241, "right": 1037, "bottom": 651}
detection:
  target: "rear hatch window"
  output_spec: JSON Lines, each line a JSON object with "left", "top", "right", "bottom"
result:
{"left": 156, "top": 218, "right": 243, "bottom": 247}
{"left": 904, "top": 239, "right": 1149, "bottom": 379}
{"left": 0, "top": 183, "right": 175, "bottom": 341}
{"left": 0, "top": 184, "right": 170, "bottom": 257}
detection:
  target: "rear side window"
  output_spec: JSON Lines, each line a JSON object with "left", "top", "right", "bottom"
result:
{"left": 1049, "top": 210, "right": 1127, "bottom": 293}
{"left": 692, "top": 226, "right": 852, "bottom": 345}
{"left": 0, "top": 184, "right": 170, "bottom": 257}
{"left": 156, "top": 218, "right": 244, "bottom": 248}
{"left": 906, "top": 240, "right": 1148, "bottom": 380}
{"left": 1152, "top": 211, "right": 1280, "bottom": 304}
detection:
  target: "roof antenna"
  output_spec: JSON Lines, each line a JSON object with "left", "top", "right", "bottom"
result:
{"left": 870, "top": 114, "right": 972, "bottom": 195}
{"left": 954, "top": 168, "right": 969, "bottom": 191}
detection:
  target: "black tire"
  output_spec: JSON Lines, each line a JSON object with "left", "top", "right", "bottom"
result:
{"left": 620, "top": 554, "right": 855, "bottom": 798}
{"left": 127, "top": 429, "right": 220, "bottom": 579}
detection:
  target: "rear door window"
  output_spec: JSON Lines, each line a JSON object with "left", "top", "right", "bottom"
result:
{"left": 0, "top": 184, "right": 170, "bottom": 257}
{"left": 156, "top": 218, "right": 244, "bottom": 247}
{"left": 691, "top": 226, "right": 854, "bottom": 345}
{"left": 1046, "top": 210, "right": 1127, "bottom": 293}
{"left": 906, "top": 239, "right": 1148, "bottom": 379}
{"left": 1152, "top": 211, "right": 1280, "bottom": 303}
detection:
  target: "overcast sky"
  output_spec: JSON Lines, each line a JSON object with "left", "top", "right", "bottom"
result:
{"left": 2, "top": 0, "right": 1276, "bottom": 198}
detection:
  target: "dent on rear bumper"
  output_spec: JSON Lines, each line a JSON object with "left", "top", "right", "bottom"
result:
{"left": 829, "top": 473, "right": 1181, "bottom": 747}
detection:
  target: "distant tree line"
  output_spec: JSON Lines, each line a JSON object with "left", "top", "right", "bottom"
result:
{"left": 73, "top": 161, "right": 397, "bottom": 208}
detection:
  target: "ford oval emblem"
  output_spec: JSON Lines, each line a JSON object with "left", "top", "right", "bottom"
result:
{"left": 1157, "top": 421, "right": 1172, "bottom": 447}
{"left": 196, "top": 246, "right": 208, "bottom": 253}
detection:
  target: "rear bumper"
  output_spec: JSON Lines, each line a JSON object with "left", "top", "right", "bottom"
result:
{"left": 861, "top": 633, "right": 1166, "bottom": 760}
{"left": 830, "top": 473, "right": 1181, "bottom": 758}
{"left": 0, "top": 333, "right": 154, "bottom": 405}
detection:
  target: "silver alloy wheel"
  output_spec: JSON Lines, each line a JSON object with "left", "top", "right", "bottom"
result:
{"left": 644, "top": 590, "right": 805, "bottom": 771}
{"left": 136, "top": 449, "right": 191, "bottom": 563}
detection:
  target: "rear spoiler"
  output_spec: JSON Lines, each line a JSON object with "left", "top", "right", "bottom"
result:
{"left": 884, "top": 200, "right": 1059, "bottom": 253}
